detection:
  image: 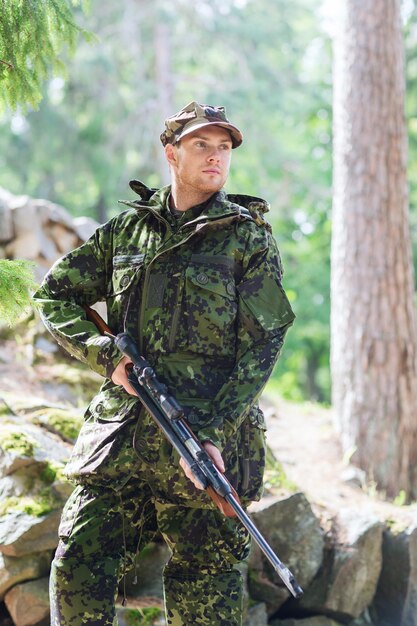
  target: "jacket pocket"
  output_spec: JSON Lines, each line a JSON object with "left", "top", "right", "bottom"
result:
{"left": 237, "top": 274, "right": 295, "bottom": 341}
{"left": 88, "top": 387, "right": 137, "bottom": 423}
{"left": 108, "top": 254, "right": 145, "bottom": 296}
{"left": 107, "top": 255, "right": 145, "bottom": 332}
{"left": 183, "top": 265, "right": 237, "bottom": 356}
{"left": 58, "top": 484, "right": 83, "bottom": 538}
{"left": 238, "top": 406, "right": 267, "bottom": 502}
{"left": 64, "top": 387, "right": 140, "bottom": 488}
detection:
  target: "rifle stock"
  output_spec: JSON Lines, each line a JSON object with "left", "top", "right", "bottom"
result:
{"left": 84, "top": 305, "right": 303, "bottom": 599}
{"left": 84, "top": 305, "right": 110, "bottom": 336}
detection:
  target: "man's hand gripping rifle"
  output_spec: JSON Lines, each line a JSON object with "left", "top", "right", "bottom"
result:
{"left": 85, "top": 306, "right": 303, "bottom": 600}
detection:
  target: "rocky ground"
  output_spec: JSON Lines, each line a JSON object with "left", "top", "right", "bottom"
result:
{"left": 1, "top": 320, "right": 416, "bottom": 626}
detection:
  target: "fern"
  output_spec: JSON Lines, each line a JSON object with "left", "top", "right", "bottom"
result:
{"left": 0, "top": 259, "right": 37, "bottom": 326}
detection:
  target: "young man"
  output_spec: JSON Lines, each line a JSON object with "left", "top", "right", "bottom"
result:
{"left": 34, "top": 101, "right": 295, "bottom": 626}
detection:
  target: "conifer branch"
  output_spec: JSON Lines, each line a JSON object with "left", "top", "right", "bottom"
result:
{"left": 0, "top": 260, "right": 38, "bottom": 327}
{"left": 0, "top": 0, "right": 93, "bottom": 110}
{"left": 0, "top": 59, "right": 13, "bottom": 70}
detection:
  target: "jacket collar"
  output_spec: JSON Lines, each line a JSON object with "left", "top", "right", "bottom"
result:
{"left": 127, "top": 179, "right": 269, "bottom": 212}
{"left": 122, "top": 180, "right": 270, "bottom": 224}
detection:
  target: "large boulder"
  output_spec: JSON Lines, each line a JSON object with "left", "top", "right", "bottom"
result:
{"left": 4, "top": 576, "right": 50, "bottom": 626}
{"left": 372, "top": 523, "right": 417, "bottom": 626}
{"left": 0, "top": 510, "right": 62, "bottom": 557}
{"left": 0, "top": 552, "right": 51, "bottom": 601}
{"left": 290, "top": 509, "right": 383, "bottom": 622}
{"left": 0, "top": 411, "right": 74, "bottom": 560}
{"left": 248, "top": 493, "right": 324, "bottom": 615}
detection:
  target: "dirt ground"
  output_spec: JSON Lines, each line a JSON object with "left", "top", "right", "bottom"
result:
{"left": 261, "top": 392, "right": 417, "bottom": 528}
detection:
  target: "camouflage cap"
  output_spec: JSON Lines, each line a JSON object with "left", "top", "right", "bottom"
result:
{"left": 160, "top": 101, "right": 243, "bottom": 149}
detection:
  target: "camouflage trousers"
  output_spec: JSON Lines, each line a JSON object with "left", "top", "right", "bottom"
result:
{"left": 50, "top": 476, "right": 251, "bottom": 626}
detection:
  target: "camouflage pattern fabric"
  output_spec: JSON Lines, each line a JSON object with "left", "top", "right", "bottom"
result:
{"left": 160, "top": 100, "right": 243, "bottom": 148}
{"left": 34, "top": 181, "right": 295, "bottom": 625}
{"left": 50, "top": 477, "right": 249, "bottom": 625}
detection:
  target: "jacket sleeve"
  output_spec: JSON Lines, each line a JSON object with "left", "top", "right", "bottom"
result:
{"left": 32, "top": 224, "right": 123, "bottom": 379}
{"left": 198, "top": 230, "right": 295, "bottom": 450}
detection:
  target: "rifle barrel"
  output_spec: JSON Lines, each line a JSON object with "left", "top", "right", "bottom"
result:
{"left": 83, "top": 309, "right": 304, "bottom": 601}
{"left": 224, "top": 495, "right": 303, "bottom": 599}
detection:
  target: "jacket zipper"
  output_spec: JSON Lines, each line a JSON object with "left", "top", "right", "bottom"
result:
{"left": 121, "top": 202, "right": 246, "bottom": 354}
{"left": 168, "top": 280, "right": 184, "bottom": 351}
{"left": 241, "top": 416, "right": 251, "bottom": 492}
{"left": 139, "top": 229, "right": 198, "bottom": 353}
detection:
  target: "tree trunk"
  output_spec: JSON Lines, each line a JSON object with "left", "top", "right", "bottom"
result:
{"left": 331, "top": 0, "right": 417, "bottom": 499}
{"left": 154, "top": 21, "right": 173, "bottom": 186}
{"left": 95, "top": 193, "right": 107, "bottom": 224}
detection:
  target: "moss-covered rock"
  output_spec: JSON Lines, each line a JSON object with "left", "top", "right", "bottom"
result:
{"left": 0, "top": 488, "right": 61, "bottom": 518}
{"left": 0, "top": 424, "right": 39, "bottom": 474}
{"left": 0, "top": 416, "right": 71, "bottom": 477}
{"left": 248, "top": 493, "right": 325, "bottom": 615}
{"left": 29, "top": 407, "right": 84, "bottom": 443}
{"left": 0, "top": 427, "right": 36, "bottom": 458}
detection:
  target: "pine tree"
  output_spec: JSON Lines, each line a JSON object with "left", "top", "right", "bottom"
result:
{"left": 332, "top": 0, "right": 417, "bottom": 498}
{"left": 0, "top": 1, "right": 93, "bottom": 325}
{"left": 0, "top": 0, "right": 92, "bottom": 110}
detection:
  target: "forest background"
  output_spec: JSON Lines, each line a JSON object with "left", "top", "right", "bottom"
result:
{"left": 1, "top": 0, "right": 417, "bottom": 407}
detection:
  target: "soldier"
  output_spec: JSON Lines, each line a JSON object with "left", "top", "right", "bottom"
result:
{"left": 34, "top": 101, "right": 295, "bottom": 626}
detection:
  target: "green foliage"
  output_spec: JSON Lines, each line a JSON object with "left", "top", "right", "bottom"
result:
{"left": 0, "top": 397, "right": 13, "bottom": 415}
{"left": 0, "top": 259, "right": 37, "bottom": 326}
{"left": 0, "top": 0, "right": 93, "bottom": 110}
{"left": 120, "top": 608, "right": 164, "bottom": 626}
{"left": 0, "top": 426, "right": 36, "bottom": 457}
{"left": 265, "top": 376, "right": 304, "bottom": 404}
{"left": 393, "top": 490, "right": 407, "bottom": 507}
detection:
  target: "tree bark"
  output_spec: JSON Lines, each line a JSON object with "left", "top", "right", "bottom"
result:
{"left": 331, "top": 0, "right": 417, "bottom": 498}
{"left": 95, "top": 193, "right": 107, "bottom": 224}
{"left": 154, "top": 21, "right": 173, "bottom": 186}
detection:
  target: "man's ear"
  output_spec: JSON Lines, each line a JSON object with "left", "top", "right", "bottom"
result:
{"left": 165, "top": 143, "right": 177, "bottom": 168}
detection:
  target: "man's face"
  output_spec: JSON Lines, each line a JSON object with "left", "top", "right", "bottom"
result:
{"left": 167, "top": 125, "right": 233, "bottom": 195}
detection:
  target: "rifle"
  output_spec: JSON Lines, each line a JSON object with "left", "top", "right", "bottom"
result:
{"left": 85, "top": 306, "right": 303, "bottom": 599}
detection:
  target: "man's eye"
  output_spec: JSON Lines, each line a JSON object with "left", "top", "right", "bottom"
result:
{"left": 196, "top": 141, "right": 207, "bottom": 148}
{"left": 220, "top": 144, "right": 231, "bottom": 151}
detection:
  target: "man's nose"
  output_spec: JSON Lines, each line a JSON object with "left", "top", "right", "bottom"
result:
{"left": 207, "top": 148, "right": 221, "bottom": 161}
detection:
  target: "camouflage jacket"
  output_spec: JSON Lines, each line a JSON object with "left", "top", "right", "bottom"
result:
{"left": 34, "top": 182, "right": 295, "bottom": 502}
